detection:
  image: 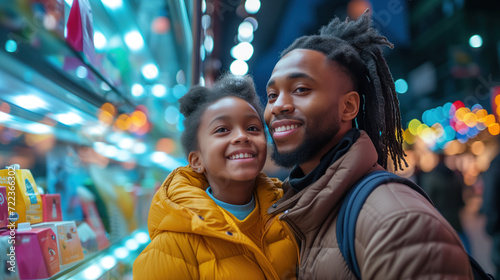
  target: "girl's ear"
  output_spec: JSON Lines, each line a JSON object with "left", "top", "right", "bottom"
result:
{"left": 188, "top": 151, "right": 205, "bottom": 173}
{"left": 341, "top": 91, "right": 360, "bottom": 122}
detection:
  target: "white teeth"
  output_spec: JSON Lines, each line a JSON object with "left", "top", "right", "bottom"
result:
{"left": 275, "top": 124, "right": 299, "bottom": 133}
{"left": 229, "top": 153, "right": 255, "bottom": 160}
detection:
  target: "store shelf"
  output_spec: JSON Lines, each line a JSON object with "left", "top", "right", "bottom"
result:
{"left": 47, "top": 230, "right": 150, "bottom": 280}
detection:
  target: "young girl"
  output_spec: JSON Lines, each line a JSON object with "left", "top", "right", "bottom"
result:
{"left": 133, "top": 73, "right": 299, "bottom": 279}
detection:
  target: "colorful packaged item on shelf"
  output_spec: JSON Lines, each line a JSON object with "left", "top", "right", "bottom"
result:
{"left": 0, "top": 166, "right": 43, "bottom": 226}
{"left": 41, "top": 193, "right": 62, "bottom": 222}
{"left": 81, "top": 199, "right": 110, "bottom": 250}
{"left": 0, "top": 186, "right": 8, "bottom": 228}
{"left": 31, "top": 221, "right": 85, "bottom": 266}
{"left": 1, "top": 223, "right": 60, "bottom": 279}
{"left": 0, "top": 235, "right": 20, "bottom": 280}
{"left": 31, "top": 0, "right": 65, "bottom": 38}
{"left": 77, "top": 222, "right": 98, "bottom": 254}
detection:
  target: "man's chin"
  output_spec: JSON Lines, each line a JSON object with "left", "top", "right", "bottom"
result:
{"left": 270, "top": 144, "right": 311, "bottom": 168}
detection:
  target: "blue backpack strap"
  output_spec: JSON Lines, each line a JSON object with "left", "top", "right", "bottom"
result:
{"left": 336, "top": 170, "right": 431, "bottom": 279}
{"left": 336, "top": 170, "right": 494, "bottom": 280}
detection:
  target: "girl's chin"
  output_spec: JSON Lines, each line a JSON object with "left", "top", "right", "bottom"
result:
{"left": 226, "top": 171, "right": 261, "bottom": 182}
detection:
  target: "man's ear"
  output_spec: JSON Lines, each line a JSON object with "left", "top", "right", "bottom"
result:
{"left": 188, "top": 151, "right": 205, "bottom": 173}
{"left": 341, "top": 91, "right": 360, "bottom": 122}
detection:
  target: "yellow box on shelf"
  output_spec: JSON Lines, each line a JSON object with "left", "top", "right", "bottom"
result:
{"left": 0, "top": 165, "right": 43, "bottom": 226}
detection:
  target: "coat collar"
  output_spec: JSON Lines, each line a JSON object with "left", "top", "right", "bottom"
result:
{"left": 148, "top": 166, "right": 282, "bottom": 240}
{"left": 268, "top": 131, "right": 382, "bottom": 234}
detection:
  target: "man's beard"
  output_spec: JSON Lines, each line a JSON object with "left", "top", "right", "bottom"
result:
{"left": 270, "top": 123, "right": 340, "bottom": 168}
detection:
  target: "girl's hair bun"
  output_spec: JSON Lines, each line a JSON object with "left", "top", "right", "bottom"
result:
{"left": 178, "top": 86, "right": 210, "bottom": 117}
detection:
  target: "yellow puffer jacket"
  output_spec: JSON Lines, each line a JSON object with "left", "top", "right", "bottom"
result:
{"left": 133, "top": 166, "right": 299, "bottom": 279}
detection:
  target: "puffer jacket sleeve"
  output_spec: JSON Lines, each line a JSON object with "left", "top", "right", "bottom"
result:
{"left": 133, "top": 232, "right": 200, "bottom": 279}
{"left": 355, "top": 183, "right": 472, "bottom": 280}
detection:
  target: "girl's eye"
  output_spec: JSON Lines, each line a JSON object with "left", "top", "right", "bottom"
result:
{"left": 215, "top": 127, "right": 229, "bottom": 133}
{"left": 248, "top": 125, "right": 261, "bottom": 132}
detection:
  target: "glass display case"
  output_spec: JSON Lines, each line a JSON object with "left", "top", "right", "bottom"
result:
{"left": 0, "top": 0, "right": 199, "bottom": 278}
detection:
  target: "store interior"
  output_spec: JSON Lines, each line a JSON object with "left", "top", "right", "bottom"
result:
{"left": 0, "top": 0, "right": 499, "bottom": 279}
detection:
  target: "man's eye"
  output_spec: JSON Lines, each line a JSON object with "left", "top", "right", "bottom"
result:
{"left": 268, "top": 93, "right": 278, "bottom": 100}
{"left": 295, "top": 87, "right": 310, "bottom": 93}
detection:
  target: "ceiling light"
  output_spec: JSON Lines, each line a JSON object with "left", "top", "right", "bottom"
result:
{"left": 124, "top": 31, "right": 144, "bottom": 51}
{"left": 13, "top": 95, "right": 49, "bottom": 111}
{"left": 101, "top": 0, "right": 123, "bottom": 9}
{"left": 53, "top": 112, "right": 84, "bottom": 126}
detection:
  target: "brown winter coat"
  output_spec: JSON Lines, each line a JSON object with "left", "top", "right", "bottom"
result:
{"left": 268, "top": 131, "right": 473, "bottom": 279}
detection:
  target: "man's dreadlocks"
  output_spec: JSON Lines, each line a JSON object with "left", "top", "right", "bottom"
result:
{"left": 281, "top": 10, "right": 407, "bottom": 171}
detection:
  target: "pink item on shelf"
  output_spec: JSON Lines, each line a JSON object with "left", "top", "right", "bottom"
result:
{"left": 32, "top": 221, "right": 85, "bottom": 266}
{"left": 77, "top": 222, "right": 98, "bottom": 254}
{"left": 41, "top": 194, "right": 63, "bottom": 222}
{"left": 0, "top": 186, "right": 8, "bottom": 228}
{"left": 1, "top": 224, "right": 60, "bottom": 279}
{"left": 81, "top": 200, "right": 109, "bottom": 250}
{"left": 66, "top": 0, "right": 95, "bottom": 64}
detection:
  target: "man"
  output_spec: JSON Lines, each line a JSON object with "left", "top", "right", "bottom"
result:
{"left": 265, "top": 11, "right": 473, "bottom": 279}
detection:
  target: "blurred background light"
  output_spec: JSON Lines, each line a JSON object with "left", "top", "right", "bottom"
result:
{"left": 395, "top": 79, "right": 408, "bottom": 94}
{"left": 132, "top": 142, "right": 147, "bottom": 154}
{"left": 172, "top": 84, "right": 187, "bottom": 99}
{"left": 238, "top": 32, "right": 254, "bottom": 43}
{"left": 124, "top": 31, "right": 144, "bottom": 51}
{"left": 141, "top": 64, "right": 159, "bottom": 80}
{"left": 469, "top": 34, "right": 483, "bottom": 48}
{"left": 244, "top": 17, "right": 258, "bottom": 31}
{"left": 76, "top": 66, "right": 88, "bottom": 79}
{"left": 53, "top": 112, "right": 84, "bottom": 126}
{"left": 245, "top": 0, "right": 261, "bottom": 14}
{"left": 134, "top": 231, "right": 150, "bottom": 244}
{"left": 238, "top": 21, "right": 254, "bottom": 39}
{"left": 101, "top": 0, "right": 123, "bottom": 9}
{"left": 83, "top": 265, "right": 102, "bottom": 280}
{"left": 26, "top": 123, "right": 53, "bottom": 134}
{"left": 230, "top": 60, "right": 248, "bottom": 76}
{"left": 125, "top": 239, "right": 139, "bottom": 251}
{"left": 100, "top": 256, "right": 117, "bottom": 270}
{"left": 5, "top": 40, "right": 17, "bottom": 53}
{"left": 13, "top": 95, "right": 48, "bottom": 110}
{"left": 230, "top": 42, "right": 254, "bottom": 61}
{"left": 94, "top": 31, "right": 107, "bottom": 50}
{"left": 113, "top": 247, "right": 129, "bottom": 259}
{"left": 204, "top": 35, "right": 214, "bottom": 53}
{"left": 131, "top": 84, "right": 144, "bottom": 97}
{"left": 164, "top": 106, "right": 180, "bottom": 125}
{"left": 152, "top": 84, "right": 167, "bottom": 97}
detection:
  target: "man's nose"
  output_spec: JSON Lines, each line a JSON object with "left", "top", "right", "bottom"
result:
{"left": 271, "top": 93, "right": 295, "bottom": 115}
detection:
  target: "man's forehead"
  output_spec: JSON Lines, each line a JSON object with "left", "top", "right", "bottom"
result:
{"left": 276, "top": 49, "right": 328, "bottom": 68}
{"left": 268, "top": 49, "right": 340, "bottom": 84}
